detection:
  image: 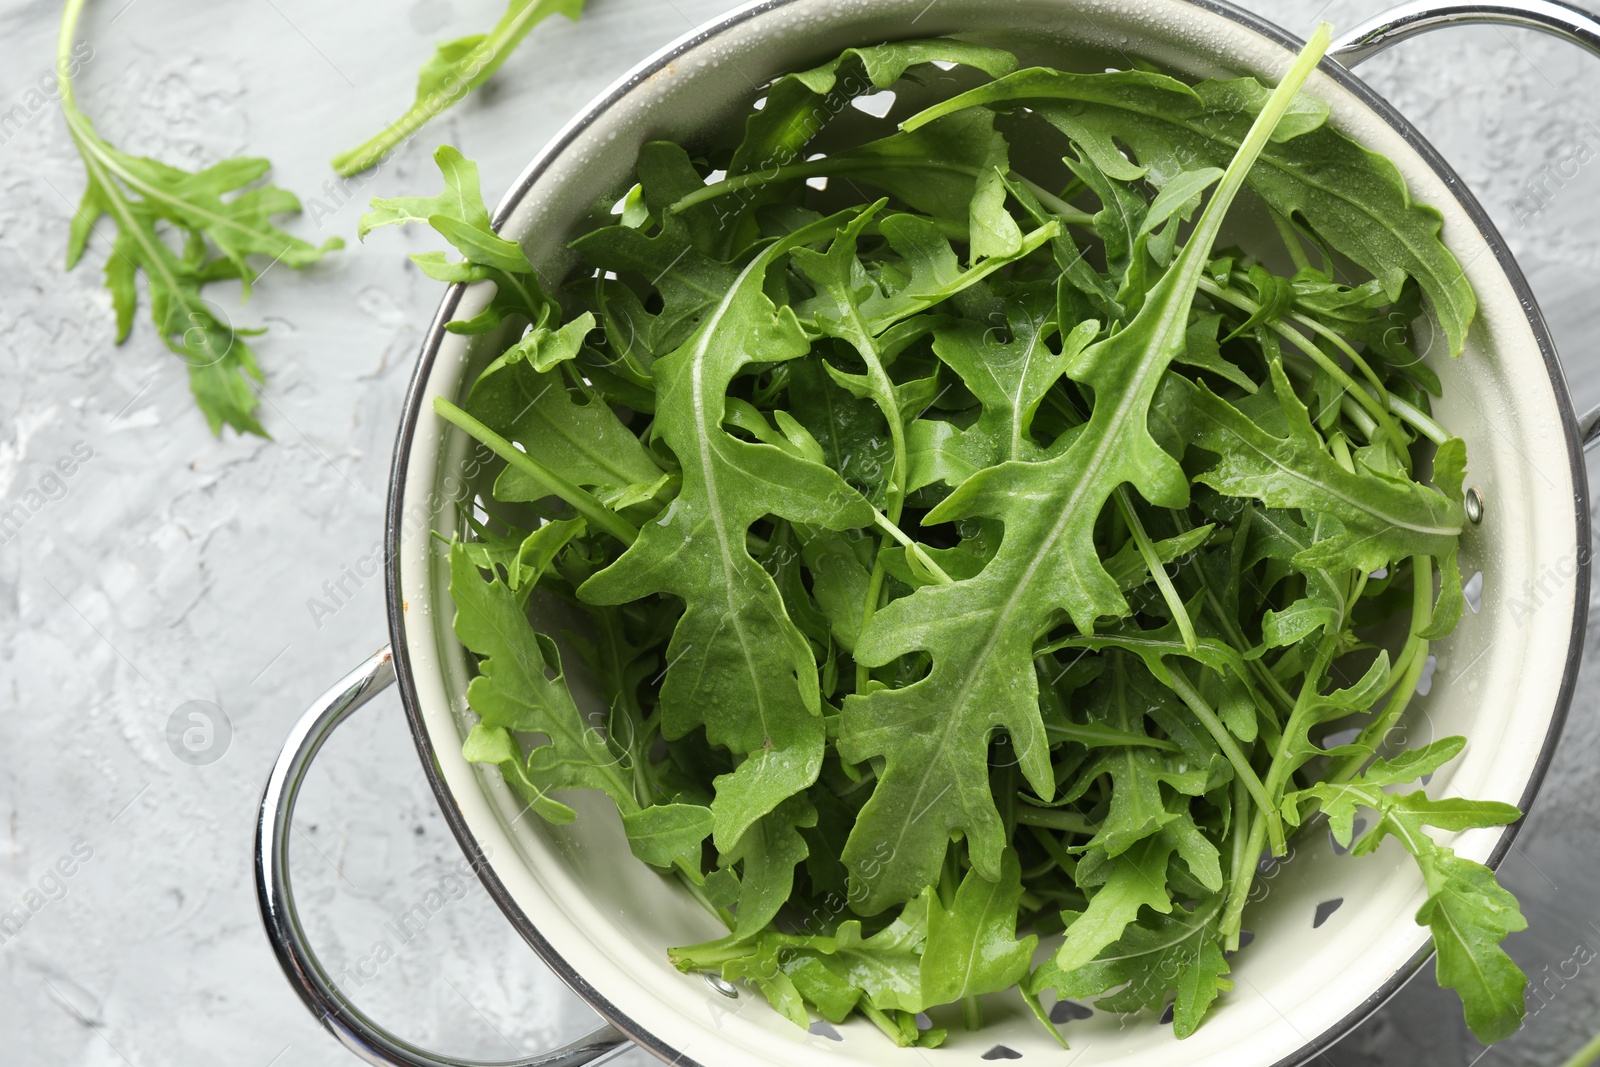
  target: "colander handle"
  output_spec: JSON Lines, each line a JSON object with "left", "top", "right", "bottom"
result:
{"left": 1331, "top": 0, "right": 1600, "bottom": 451}
{"left": 1329, "top": 0, "right": 1600, "bottom": 66}
{"left": 254, "top": 646, "right": 632, "bottom": 1067}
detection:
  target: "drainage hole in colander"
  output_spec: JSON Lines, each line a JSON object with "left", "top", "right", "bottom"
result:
{"left": 808, "top": 1021, "right": 843, "bottom": 1042}
{"left": 915, "top": 1012, "right": 933, "bottom": 1031}
{"left": 704, "top": 974, "right": 739, "bottom": 999}
{"left": 1313, "top": 897, "right": 1345, "bottom": 929}
{"left": 1049, "top": 999, "right": 1093, "bottom": 1024}
{"left": 1464, "top": 570, "right": 1483, "bottom": 614}
{"left": 1320, "top": 726, "right": 1360, "bottom": 750}
{"left": 1416, "top": 654, "right": 1438, "bottom": 696}
{"left": 981, "top": 1046, "right": 1022, "bottom": 1061}
{"left": 850, "top": 89, "right": 897, "bottom": 118}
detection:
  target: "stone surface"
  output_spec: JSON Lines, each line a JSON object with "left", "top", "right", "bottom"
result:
{"left": 0, "top": 1, "right": 1596, "bottom": 1065}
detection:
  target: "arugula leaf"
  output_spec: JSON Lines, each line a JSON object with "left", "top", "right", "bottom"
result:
{"left": 918, "top": 290, "right": 1097, "bottom": 478}
{"left": 1189, "top": 364, "right": 1463, "bottom": 577}
{"left": 1053, "top": 834, "right": 1180, "bottom": 973}
{"left": 449, "top": 543, "right": 638, "bottom": 821}
{"left": 579, "top": 210, "right": 877, "bottom": 851}
{"left": 692, "top": 111, "right": 1027, "bottom": 253}
{"left": 461, "top": 515, "right": 585, "bottom": 597}
{"left": 57, "top": 0, "right": 341, "bottom": 436}
{"left": 1245, "top": 508, "right": 1355, "bottom": 648}
{"left": 725, "top": 39, "right": 1019, "bottom": 187}
{"left": 622, "top": 803, "right": 715, "bottom": 869}
{"left": 1055, "top": 654, "right": 1209, "bottom": 858}
{"left": 839, "top": 28, "right": 1331, "bottom": 914}
{"left": 333, "top": 0, "right": 588, "bottom": 177}
{"left": 1030, "top": 897, "right": 1232, "bottom": 1039}
{"left": 726, "top": 795, "right": 817, "bottom": 938}
{"left": 361, "top": 145, "right": 547, "bottom": 334}
{"left": 903, "top": 65, "right": 1476, "bottom": 355}
{"left": 920, "top": 849, "right": 1038, "bottom": 1007}
{"left": 1292, "top": 757, "right": 1527, "bottom": 1044}
{"left": 671, "top": 894, "right": 932, "bottom": 1028}
{"left": 466, "top": 350, "right": 662, "bottom": 494}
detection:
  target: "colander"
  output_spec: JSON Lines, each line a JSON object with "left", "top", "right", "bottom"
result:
{"left": 255, "top": 1, "right": 1600, "bottom": 1064}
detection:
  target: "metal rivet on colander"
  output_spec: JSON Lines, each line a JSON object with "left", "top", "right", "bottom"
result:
{"left": 705, "top": 975, "right": 739, "bottom": 999}
{"left": 1464, "top": 487, "right": 1484, "bottom": 525}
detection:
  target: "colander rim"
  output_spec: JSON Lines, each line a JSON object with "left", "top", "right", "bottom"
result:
{"left": 382, "top": 1, "right": 1591, "bottom": 1063}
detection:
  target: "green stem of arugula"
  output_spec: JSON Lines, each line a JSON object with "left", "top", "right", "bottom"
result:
{"left": 331, "top": 1, "right": 575, "bottom": 176}
{"left": 1114, "top": 488, "right": 1198, "bottom": 652}
{"left": 847, "top": 329, "right": 913, "bottom": 693}
{"left": 434, "top": 397, "right": 641, "bottom": 544}
{"left": 1015, "top": 175, "right": 1098, "bottom": 227}
{"left": 57, "top": 0, "right": 87, "bottom": 109}
{"left": 595, "top": 607, "right": 657, "bottom": 807}
{"left": 1219, "top": 630, "right": 1340, "bottom": 944}
{"left": 1270, "top": 207, "right": 1314, "bottom": 274}
{"left": 1268, "top": 635, "right": 1341, "bottom": 797}
{"left": 1286, "top": 305, "right": 1394, "bottom": 407}
{"left": 1167, "top": 508, "right": 1298, "bottom": 716}
{"left": 1165, "top": 663, "right": 1281, "bottom": 849}
{"left": 1389, "top": 393, "right": 1451, "bottom": 446}
{"left": 1329, "top": 433, "right": 1356, "bottom": 474}
{"left": 1560, "top": 1030, "right": 1600, "bottom": 1067}
{"left": 1226, "top": 771, "right": 1253, "bottom": 908}
{"left": 1328, "top": 555, "right": 1434, "bottom": 785}
{"left": 963, "top": 995, "right": 983, "bottom": 1032}
{"left": 870, "top": 509, "right": 954, "bottom": 585}
{"left": 1043, "top": 721, "right": 1180, "bottom": 751}
{"left": 1025, "top": 823, "right": 1080, "bottom": 873}
{"left": 1197, "top": 276, "right": 1408, "bottom": 453}
{"left": 1277, "top": 351, "right": 1452, "bottom": 447}
{"left": 1014, "top": 805, "right": 1098, "bottom": 834}
{"left": 857, "top": 1001, "right": 912, "bottom": 1047}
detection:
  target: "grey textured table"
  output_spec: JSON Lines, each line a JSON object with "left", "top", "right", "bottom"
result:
{"left": 0, "top": 1, "right": 1597, "bottom": 1064}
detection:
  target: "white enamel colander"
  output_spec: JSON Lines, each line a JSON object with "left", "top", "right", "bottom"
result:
{"left": 257, "top": 2, "right": 1600, "bottom": 1065}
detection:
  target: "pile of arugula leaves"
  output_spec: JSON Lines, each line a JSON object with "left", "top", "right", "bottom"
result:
{"left": 365, "top": 25, "right": 1530, "bottom": 1049}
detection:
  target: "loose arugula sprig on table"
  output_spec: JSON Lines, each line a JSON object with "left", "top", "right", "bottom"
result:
{"left": 365, "top": 26, "right": 1530, "bottom": 1048}
{"left": 57, "top": 0, "right": 342, "bottom": 436}
{"left": 333, "top": 0, "right": 589, "bottom": 177}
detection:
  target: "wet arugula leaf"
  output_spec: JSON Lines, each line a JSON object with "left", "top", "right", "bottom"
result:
{"left": 395, "top": 23, "right": 1528, "bottom": 1052}
{"left": 1288, "top": 740, "right": 1527, "bottom": 1043}
{"left": 906, "top": 64, "right": 1476, "bottom": 357}
{"left": 57, "top": 0, "right": 341, "bottom": 436}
